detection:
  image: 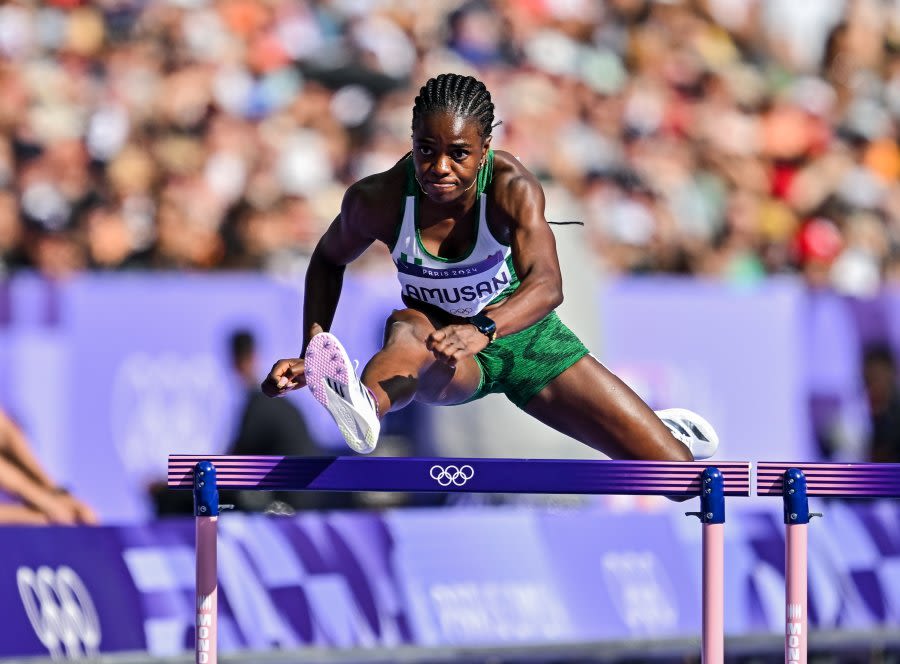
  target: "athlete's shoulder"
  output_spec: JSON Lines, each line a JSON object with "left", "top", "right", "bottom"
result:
{"left": 341, "top": 156, "right": 409, "bottom": 239}
{"left": 487, "top": 150, "right": 545, "bottom": 221}
{"left": 345, "top": 156, "right": 408, "bottom": 208}
{"left": 491, "top": 150, "right": 541, "bottom": 186}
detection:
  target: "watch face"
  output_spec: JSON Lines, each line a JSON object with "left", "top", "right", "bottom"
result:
{"left": 474, "top": 314, "right": 496, "bottom": 335}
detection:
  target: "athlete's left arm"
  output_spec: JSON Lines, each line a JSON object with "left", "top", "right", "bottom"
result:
{"left": 426, "top": 158, "right": 563, "bottom": 367}
{"left": 485, "top": 165, "right": 563, "bottom": 339}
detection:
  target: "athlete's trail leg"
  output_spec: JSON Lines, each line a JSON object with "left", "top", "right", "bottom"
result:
{"left": 524, "top": 355, "right": 693, "bottom": 461}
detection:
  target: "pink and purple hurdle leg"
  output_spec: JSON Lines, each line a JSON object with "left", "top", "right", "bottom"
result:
{"left": 782, "top": 468, "right": 820, "bottom": 664}
{"left": 687, "top": 466, "right": 725, "bottom": 664}
{"left": 194, "top": 461, "right": 219, "bottom": 664}
{"left": 785, "top": 523, "right": 807, "bottom": 664}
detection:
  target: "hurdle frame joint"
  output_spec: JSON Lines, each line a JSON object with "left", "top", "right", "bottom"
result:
{"left": 685, "top": 466, "right": 725, "bottom": 524}
{"left": 193, "top": 460, "right": 219, "bottom": 517}
{"left": 783, "top": 467, "right": 815, "bottom": 525}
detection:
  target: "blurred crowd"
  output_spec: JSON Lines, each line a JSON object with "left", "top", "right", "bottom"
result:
{"left": 3, "top": 0, "right": 900, "bottom": 293}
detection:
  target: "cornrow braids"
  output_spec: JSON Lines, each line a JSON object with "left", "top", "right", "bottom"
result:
{"left": 412, "top": 73, "right": 497, "bottom": 138}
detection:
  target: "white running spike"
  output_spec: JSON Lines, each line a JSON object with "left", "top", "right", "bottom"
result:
{"left": 304, "top": 332, "right": 379, "bottom": 454}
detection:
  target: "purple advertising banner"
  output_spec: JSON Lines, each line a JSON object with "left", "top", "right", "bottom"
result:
{"left": 599, "top": 281, "right": 900, "bottom": 466}
{"left": 0, "top": 526, "right": 146, "bottom": 657}
{"left": 1, "top": 503, "right": 899, "bottom": 659}
{"left": 0, "top": 273, "right": 403, "bottom": 522}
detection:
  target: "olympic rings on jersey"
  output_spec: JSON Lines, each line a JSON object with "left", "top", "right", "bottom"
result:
{"left": 429, "top": 464, "right": 475, "bottom": 487}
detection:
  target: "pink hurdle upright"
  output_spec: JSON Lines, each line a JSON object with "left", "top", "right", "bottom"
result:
{"left": 171, "top": 455, "right": 753, "bottom": 664}
{"left": 192, "top": 461, "right": 219, "bottom": 664}
{"left": 757, "top": 461, "right": 900, "bottom": 664}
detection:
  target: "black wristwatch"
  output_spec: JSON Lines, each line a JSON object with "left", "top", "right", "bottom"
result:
{"left": 470, "top": 312, "right": 497, "bottom": 344}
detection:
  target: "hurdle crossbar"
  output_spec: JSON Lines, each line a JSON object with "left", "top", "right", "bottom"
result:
{"left": 756, "top": 462, "right": 900, "bottom": 664}
{"left": 757, "top": 461, "right": 900, "bottom": 498}
{"left": 168, "top": 455, "right": 751, "bottom": 496}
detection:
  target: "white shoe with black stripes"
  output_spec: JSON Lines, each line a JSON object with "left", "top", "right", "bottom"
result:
{"left": 654, "top": 408, "right": 719, "bottom": 460}
{"left": 304, "top": 332, "right": 380, "bottom": 454}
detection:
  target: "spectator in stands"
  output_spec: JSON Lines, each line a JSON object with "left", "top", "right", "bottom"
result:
{"left": 0, "top": 408, "right": 98, "bottom": 525}
{"left": 4, "top": 0, "right": 900, "bottom": 292}
{"left": 228, "top": 329, "right": 354, "bottom": 513}
{"left": 863, "top": 343, "right": 900, "bottom": 463}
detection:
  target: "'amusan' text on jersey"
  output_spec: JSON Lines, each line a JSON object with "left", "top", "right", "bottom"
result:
{"left": 389, "top": 151, "right": 519, "bottom": 317}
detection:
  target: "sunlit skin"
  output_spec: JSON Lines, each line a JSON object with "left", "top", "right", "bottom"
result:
{"left": 262, "top": 110, "right": 692, "bottom": 463}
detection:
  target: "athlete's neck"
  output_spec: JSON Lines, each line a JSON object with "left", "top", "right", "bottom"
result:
{"left": 418, "top": 186, "right": 479, "bottom": 221}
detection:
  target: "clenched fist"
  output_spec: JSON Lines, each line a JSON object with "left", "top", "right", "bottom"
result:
{"left": 261, "top": 324, "right": 323, "bottom": 397}
{"left": 425, "top": 324, "right": 489, "bottom": 369}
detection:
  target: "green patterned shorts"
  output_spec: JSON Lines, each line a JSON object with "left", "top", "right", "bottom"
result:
{"left": 461, "top": 311, "right": 589, "bottom": 409}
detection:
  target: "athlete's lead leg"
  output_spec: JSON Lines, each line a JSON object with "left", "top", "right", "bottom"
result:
{"left": 361, "top": 309, "right": 481, "bottom": 413}
{"left": 304, "top": 308, "right": 481, "bottom": 453}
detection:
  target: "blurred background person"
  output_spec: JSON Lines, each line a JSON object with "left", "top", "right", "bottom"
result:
{"left": 151, "top": 328, "right": 354, "bottom": 516}
{"left": 224, "top": 328, "right": 354, "bottom": 513}
{"left": 863, "top": 342, "right": 900, "bottom": 462}
{"left": 0, "top": 408, "right": 97, "bottom": 525}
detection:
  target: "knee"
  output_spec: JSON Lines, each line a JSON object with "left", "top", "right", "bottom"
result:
{"left": 383, "top": 309, "right": 429, "bottom": 352}
{"left": 667, "top": 444, "right": 695, "bottom": 463}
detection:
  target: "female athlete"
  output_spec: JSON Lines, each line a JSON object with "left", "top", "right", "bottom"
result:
{"left": 262, "top": 73, "right": 717, "bottom": 462}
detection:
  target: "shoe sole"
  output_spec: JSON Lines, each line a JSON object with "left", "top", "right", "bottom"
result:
{"left": 305, "top": 333, "right": 377, "bottom": 454}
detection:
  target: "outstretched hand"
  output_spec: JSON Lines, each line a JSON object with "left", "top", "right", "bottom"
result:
{"left": 426, "top": 324, "right": 489, "bottom": 370}
{"left": 261, "top": 324, "right": 324, "bottom": 397}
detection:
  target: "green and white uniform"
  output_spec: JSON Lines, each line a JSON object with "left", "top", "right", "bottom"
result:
{"left": 390, "top": 151, "right": 589, "bottom": 409}
{"left": 391, "top": 150, "right": 519, "bottom": 316}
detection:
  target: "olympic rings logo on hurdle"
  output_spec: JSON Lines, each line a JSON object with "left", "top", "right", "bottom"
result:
{"left": 430, "top": 464, "right": 475, "bottom": 487}
{"left": 16, "top": 565, "right": 101, "bottom": 660}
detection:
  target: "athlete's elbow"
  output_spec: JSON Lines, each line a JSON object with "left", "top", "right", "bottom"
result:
{"left": 545, "top": 283, "right": 564, "bottom": 309}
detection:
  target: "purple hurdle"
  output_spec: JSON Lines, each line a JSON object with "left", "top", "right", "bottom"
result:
{"left": 169, "top": 455, "right": 752, "bottom": 664}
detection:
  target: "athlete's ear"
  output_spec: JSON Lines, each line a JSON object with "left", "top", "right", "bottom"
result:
{"left": 480, "top": 136, "right": 492, "bottom": 163}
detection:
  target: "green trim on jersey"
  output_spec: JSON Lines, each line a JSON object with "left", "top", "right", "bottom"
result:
{"left": 486, "top": 254, "right": 519, "bottom": 305}
{"left": 414, "top": 195, "right": 481, "bottom": 263}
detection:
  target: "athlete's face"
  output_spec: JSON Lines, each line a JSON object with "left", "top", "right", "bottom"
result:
{"left": 412, "top": 112, "right": 490, "bottom": 204}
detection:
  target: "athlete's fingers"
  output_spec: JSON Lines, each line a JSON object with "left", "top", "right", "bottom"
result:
{"left": 432, "top": 343, "right": 456, "bottom": 362}
{"left": 426, "top": 330, "right": 445, "bottom": 349}
{"left": 263, "top": 358, "right": 302, "bottom": 396}
{"left": 284, "top": 360, "right": 305, "bottom": 379}
{"left": 267, "top": 359, "right": 293, "bottom": 380}
{"left": 280, "top": 364, "right": 306, "bottom": 389}
{"left": 309, "top": 322, "right": 324, "bottom": 337}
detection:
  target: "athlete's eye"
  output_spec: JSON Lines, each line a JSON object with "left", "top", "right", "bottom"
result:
{"left": 451, "top": 150, "right": 469, "bottom": 161}
{"left": 417, "top": 146, "right": 433, "bottom": 156}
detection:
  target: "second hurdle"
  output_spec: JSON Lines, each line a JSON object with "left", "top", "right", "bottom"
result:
{"left": 757, "top": 461, "right": 900, "bottom": 664}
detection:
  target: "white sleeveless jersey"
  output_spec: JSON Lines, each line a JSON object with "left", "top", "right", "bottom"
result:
{"left": 390, "top": 157, "right": 518, "bottom": 317}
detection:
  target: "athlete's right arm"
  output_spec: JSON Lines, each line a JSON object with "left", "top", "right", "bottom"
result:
{"left": 262, "top": 182, "right": 382, "bottom": 397}
{"left": 301, "top": 186, "right": 379, "bottom": 350}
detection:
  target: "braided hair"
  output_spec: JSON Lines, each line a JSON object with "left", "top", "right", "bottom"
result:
{"left": 411, "top": 73, "right": 497, "bottom": 138}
